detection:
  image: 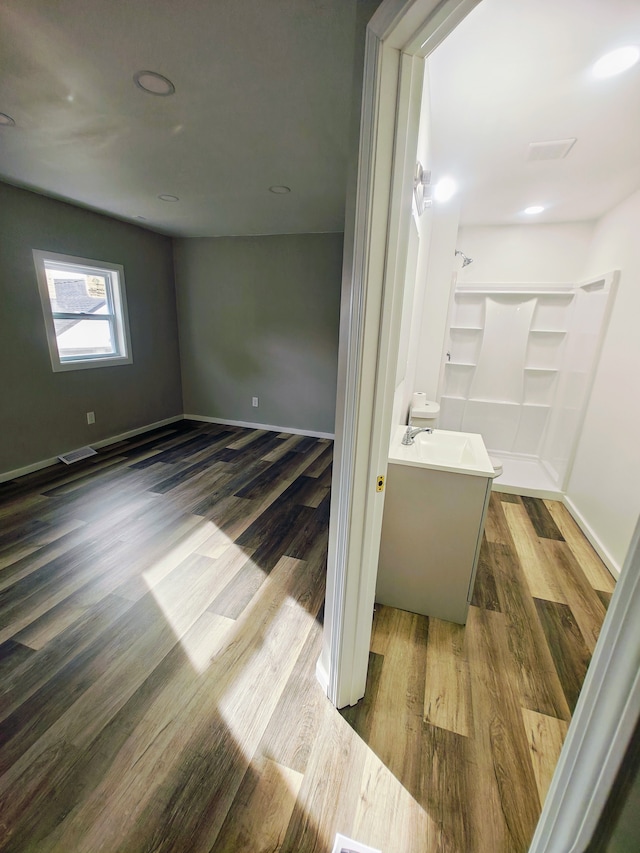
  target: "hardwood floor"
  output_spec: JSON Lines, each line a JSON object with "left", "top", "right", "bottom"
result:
{"left": 0, "top": 422, "right": 614, "bottom": 852}
{"left": 344, "top": 491, "right": 615, "bottom": 853}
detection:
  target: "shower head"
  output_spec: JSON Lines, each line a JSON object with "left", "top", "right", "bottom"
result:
{"left": 455, "top": 249, "right": 473, "bottom": 267}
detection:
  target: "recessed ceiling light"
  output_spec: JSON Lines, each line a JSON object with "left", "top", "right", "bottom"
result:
{"left": 0, "top": 113, "right": 16, "bottom": 127}
{"left": 268, "top": 185, "right": 291, "bottom": 194}
{"left": 592, "top": 46, "right": 640, "bottom": 79}
{"left": 523, "top": 205, "right": 545, "bottom": 215}
{"left": 434, "top": 176, "right": 457, "bottom": 202}
{"left": 134, "top": 70, "right": 175, "bottom": 96}
{"left": 158, "top": 194, "right": 179, "bottom": 202}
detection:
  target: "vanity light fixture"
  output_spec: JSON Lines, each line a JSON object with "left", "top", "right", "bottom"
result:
{"left": 0, "top": 113, "right": 16, "bottom": 127}
{"left": 134, "top": 70, "right": 176, "bottom": 96}
{"left": 592, "top": 46, "right": 639, "bottom": 79}
{"left": 434, "top": 176, "right": 458, "bottom": 203}
{"left": 269, "top": 185, "right": 291, "bottom": 194}
{"left": 523, "top": 205, "right": 545, "bottom": 215}
{"left": 413, "top": 162, "right": 432, "bottom": 214}
{"left": 158, "top": 194, "right": 179, "bottom": 202}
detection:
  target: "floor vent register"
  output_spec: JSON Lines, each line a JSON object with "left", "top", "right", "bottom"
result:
{"left": 58, "top": 446, "right": 98, "bottom": 465}
{"left": 332, "top": 834, "right": 381, "bottom": 853}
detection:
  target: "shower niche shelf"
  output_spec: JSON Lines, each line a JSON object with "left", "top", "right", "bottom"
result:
{"left": 449, "top": 326, "right": 484, "bottom": 363}
{"left": 452, "top": 294, "right": 485, "bottom": 327}
{"left": 463, "top": 397, "right": 520, "bottom": 405}
{"left": 526, "top": 326, "right": 566, "bottom": 369}
{"left": 456, "top": 286, "right": 575, "bottom": 298}
{"left": 523, "top": 368, "right": 558, "bottom": 406}
{"left": 443, "top": 363, "right": 475, "bottom": 398}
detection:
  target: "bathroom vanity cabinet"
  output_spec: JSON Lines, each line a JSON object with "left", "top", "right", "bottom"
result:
{"left": 376, "top": 427, "right": 493, "bottom": 625}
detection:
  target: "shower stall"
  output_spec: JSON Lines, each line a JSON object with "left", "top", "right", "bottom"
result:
{"left": 437, "top": 272, "right": 618, "bottom": 497}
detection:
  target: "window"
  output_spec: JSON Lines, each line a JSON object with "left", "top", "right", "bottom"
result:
{"left": 33, "top": 250, "right": 132, "bottom": 371}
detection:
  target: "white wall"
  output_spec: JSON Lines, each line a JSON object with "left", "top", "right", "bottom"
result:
{"left": 395, "top": 60, "right": 469, "bottom": 415}
{"left": 413, "top": 200, "right": 461, "bottom": 400}
{"left": 565, "top": 189, "right": 640, "bottom": 573}
{"left": 392, "top": 214, "right": 422, "bottom": 427}
{"left": 457, "top": 223, "right": 595, "bottom": 283}
{"left": 392, "top": 61, "right": 435, "bottom": 427}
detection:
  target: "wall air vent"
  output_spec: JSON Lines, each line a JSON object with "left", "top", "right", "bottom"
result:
{"left": 527, "top": 138, "right": 577, "bottom": 161}
{"left": 58, "top": 446, "right": 97, "bottom": 465}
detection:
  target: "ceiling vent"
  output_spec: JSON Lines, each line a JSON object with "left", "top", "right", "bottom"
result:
{"left": 527, "top": 138, "right": 577, "bottom": 161}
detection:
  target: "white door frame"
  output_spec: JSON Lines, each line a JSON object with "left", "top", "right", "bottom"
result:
{"left": 322, "top": 0, "right": 640, "bottom": 850}
{"left": 320, "top": 0, "right": 482, "bottom": 711}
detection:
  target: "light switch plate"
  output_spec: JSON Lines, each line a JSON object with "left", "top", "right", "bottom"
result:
{"left": 332, "top": 833, "right": 381, "bottom": 853}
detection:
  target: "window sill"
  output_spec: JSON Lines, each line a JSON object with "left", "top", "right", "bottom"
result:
{"left": 52, "top": 355, "right": 133, "bottom": 372}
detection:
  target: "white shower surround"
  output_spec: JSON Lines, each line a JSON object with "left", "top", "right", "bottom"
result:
{"left": 439, "top": 276, "right": 617, "bottom": 496}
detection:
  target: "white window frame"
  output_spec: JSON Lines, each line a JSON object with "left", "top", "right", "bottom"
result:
{"left": 33, "top": 250, "right": 133, "bottom": 372}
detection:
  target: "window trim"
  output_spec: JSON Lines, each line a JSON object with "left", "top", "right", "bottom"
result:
{"left": 33, "top": 250, "right": 133, "bottom": 372}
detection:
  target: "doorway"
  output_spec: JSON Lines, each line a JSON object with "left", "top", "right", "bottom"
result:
{"left": 323, "top": 1, "right": 640, "bottom": 851}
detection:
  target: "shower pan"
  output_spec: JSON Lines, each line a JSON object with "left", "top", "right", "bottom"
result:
{"left": 437, "top": 272, "right": 618, "bottom": 497}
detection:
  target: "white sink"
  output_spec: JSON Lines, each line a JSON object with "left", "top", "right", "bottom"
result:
{"left": 388, "top": 425, "right": 494, "bottom": 477}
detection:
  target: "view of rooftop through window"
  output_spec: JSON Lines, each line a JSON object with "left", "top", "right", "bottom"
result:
{"left": 45, "top": 269, "right": 107, "bottom": 301}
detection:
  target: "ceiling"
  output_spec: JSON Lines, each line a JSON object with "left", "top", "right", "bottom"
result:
{"left": 428, "top": 0, "right": 640, "bottom": 226}
{"left": 3, "top": 0, "right": 638, "bottom": 236}
{"left": 0, "top": 0, "right": 359, "bottom": 237}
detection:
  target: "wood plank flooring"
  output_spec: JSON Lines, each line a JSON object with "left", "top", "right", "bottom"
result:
{"left": 346, "top": 491, "right": 615, "bottom": 853}
{"left": 0, "top": 422, "right": 614, "bottom": 852}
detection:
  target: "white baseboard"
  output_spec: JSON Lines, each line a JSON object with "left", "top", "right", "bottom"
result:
{"left": 563, "top": 495, "right": 621, "bottom": 578}
{"left": 315, "top": 656, "right": 329, "bottom": 697}
{"left": 91, "top": 415, "right": 184, "bottom": 450}
{"left": 0, "top": 455, "right": 62, "bottom": 484}
{"left": 0, "top": 414, "right": 184, "bottom": 484}
{"left": 184, "top": 413, "right": 334, "bottom": 440}
{"left": 1, "top": 413, "right": 334, "bottom": 485}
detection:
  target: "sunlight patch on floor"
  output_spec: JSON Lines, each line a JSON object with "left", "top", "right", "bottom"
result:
{"left": 217, "top": 556, "right": 318, "bottom": 748}
{"left": 179, "top": 609, "right": 236, "bottom": 672}
{"left": 142, "top": 519, "right": 244, "bottom": 672}
{"left": 141, "top": 517, "right": 217, "bottom": 589}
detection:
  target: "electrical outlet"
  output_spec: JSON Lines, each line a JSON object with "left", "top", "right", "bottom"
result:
{"left": 86, "top": 411, "right": 95, "bottom": 425}
{"left": 252, "top": 396, "right": 259, "bottom": 407}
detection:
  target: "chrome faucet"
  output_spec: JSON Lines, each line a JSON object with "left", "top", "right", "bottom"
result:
{"left": 401, "top": 424, "right": 433, "bottom": 445}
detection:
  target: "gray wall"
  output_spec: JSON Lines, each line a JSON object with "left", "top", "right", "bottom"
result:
{"left": 606, "top": 766, "right": 640, "bottom": 853}
{"left": 588, "top": 715, "right": 640, "bottom": 853}
{"left": 0, "top": 182, "right": 183, "bottom": 474}
{"left": 174, "top": 233, "right": 343, "bottom": 435}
